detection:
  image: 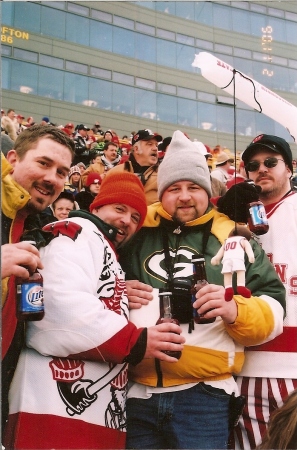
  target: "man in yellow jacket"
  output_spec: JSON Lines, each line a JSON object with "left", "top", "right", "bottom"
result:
{"left": 1, "top": 125, "right": 74, "bottom": 435}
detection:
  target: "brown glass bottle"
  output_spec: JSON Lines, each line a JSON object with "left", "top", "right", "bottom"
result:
{"left": 157, "top": 289, "right": 182, "bottom": 359}
{"left": 191, "top": 254, "right": 216, "bottom": 324}
{"left": 16, "top": 241, "right": 44, "bottom": 321}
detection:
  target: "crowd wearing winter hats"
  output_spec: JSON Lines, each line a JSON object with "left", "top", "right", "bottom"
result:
{"left": 4, "top": 110, "right": 296, "bottom": 210}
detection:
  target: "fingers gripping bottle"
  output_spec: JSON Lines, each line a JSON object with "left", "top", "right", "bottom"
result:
{"left": 191, "top": 254, "right": 215, "bottom": 324}
{"left": 16, "top": 241, "right": 44, "bottom": 321}
{"left": 157, "top": 289, "right": 182, "bottom": 359}
{"left": 246, "top": 180, "right": 269, "bottom": 235}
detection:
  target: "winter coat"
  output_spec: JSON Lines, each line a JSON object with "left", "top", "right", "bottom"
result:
{"left": 3, "top": 211, "right": 146, "bottom": 449}
{"left": 120, "top": 202, "right": 285, "bottom": 388}
{"left": 107, "top": 160, "right": 159, "bottom": 206}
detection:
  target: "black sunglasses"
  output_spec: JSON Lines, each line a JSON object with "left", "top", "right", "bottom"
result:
{"left": 245, "top": 157, "right": 285, "bottom": 172}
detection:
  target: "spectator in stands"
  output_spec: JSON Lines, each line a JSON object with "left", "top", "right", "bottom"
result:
{"left": 26, "top": 117, "right": 35, "bottom": 127}
{"left": 158, "top": 136, "right": 171, "bottom": 162}
{"left": 1, "top": 109, "right": 17, "bottom": 141}
{"left": 62, "top": 123, "right": 75, "bottom": 137}
{"left": 16, "top": 115, "right": 26, "bottom": 136}
{"left": 73, "top": 124, "right": 91, "bottom": 166}
{"left": 89, "top": 135, "right": 105, "bottom": 156}
{"left": 120, "top": 135, "right": 132, "bottom": 158}
{"left": 76, "top": 162, "right": 86, "bottom": 174}
{"left": 226, "top": 160, "right": 247, "bottom": 190}
{"left": 81, "top": 141, "right": 121, "bottom": 186}
{"left": 211, "top": 151, "right": 234, "bottom": 184}
{"left": 257, "top": 389, "right": 297, "bottom": 450}
{"left": 103, "top": 130, "right": 113, "bottom": 142}
{"left": 120, "top": 147, "right": 130, "bottom": 164}
{"left": 64, "top": 165, "right": 82, "bottom": 196}
{"left": 75, "top": 172, "right": 101, "bottom": 211}
{"left": 107, "top": 129, "right": 162, "bottom": 205}
{"left": 52, "top": 192, "right": 77, "bottom": 221}
{"left": 92, "top": 122, "right": 104, "bottom": 136}
{"left": 40, "top": 117, "right": 50, "bottom": 126}
{"left": 1, "top": 134, "right": 14, "bottom": 157}
{"left": 192, "top": 140, "right": 227, "bottom": 197}
{"left": 38, "top": 191, "right": 78, "bottom": 227}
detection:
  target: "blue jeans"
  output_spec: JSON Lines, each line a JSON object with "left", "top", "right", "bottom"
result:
{"left": 126, "top": 383, "right": 230, "bottom": 449}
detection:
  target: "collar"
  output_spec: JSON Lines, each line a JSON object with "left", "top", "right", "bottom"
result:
{"left": 69, "top": 210, "right": 119, "bottom": 242}
{"left": 129, "top": 153, "right": 151, "bottom": 173}
{"left": 144, "top": 202, "right": 235, "bottom": 244}
{"left": 144, "top": 202, "right": 216, "bottom": 227}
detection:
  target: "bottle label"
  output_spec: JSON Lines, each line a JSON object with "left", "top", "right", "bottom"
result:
{"left": 17, "top": 282, "right": 44, "bottom": 313}
{"left": 249, "top": 204, "right": 268, "bottom": 226}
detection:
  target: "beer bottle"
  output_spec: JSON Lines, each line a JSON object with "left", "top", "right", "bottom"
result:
{"left": 191, "top": 254, "right": 215, "bottom": 324}
{"left": 16, "top": 241, "right": 44, "bottom": 321}
{"left": 247, "top": 201, "right": 269, "bottom": 235}
{"left": 157, "top": 288, "right": 182, "bottom": 359}
{"left": 245, "top": 180, "right": 269, "bottom": 235}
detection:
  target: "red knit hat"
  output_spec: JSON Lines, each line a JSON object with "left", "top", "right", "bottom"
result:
{"left": 85, "top": 172, "right": 102, "bottom": 187}
{"left": 89, "top": 172, "right": 147, "bottom": 230}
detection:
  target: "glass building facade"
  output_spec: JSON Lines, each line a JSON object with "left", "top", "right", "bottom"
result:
{"left": 1, "top": 1, "right": 297, "bottom": 153}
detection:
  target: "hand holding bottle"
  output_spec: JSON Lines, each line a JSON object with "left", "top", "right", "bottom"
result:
{"left": 191, "top": 254, "right": 215, "bottom": 324}
{"left": 15, "top": 241, "right": 44, "bottom": 321}
{"left": 145, "top": 322, "right": 185, "bottom": 362}
{"left": 156, "top": 289, "right": 183, "bottom": 359}
{"left": 1, "top": 242, "right": 43, "bottom": 279}
{"left": 193, "top": 283, "right": 238, "bottom": 324}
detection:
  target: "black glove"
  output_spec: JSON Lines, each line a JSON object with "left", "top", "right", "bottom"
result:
{"left": 217, "top": 181, "right": 261, "bottom": 223}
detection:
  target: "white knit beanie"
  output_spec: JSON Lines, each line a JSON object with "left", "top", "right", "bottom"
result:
{"left": 158, "top": 130, "right": 212, "bottom": 199}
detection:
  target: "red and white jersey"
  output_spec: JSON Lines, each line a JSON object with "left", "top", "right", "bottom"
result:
{"left": 241, "top": 191, "right": 297, "bottom": 378}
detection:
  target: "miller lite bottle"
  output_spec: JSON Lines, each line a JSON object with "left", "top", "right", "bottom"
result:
{"left": 16, "top": 241, "right": 44, "bottom": 321}
{"left": 247, "top": 201, "right": 269, "bottom": 235}
{"left": 157, "top": 288, "right": 182, "bottom": 359}
{"left": 246, "top": 180, "right": 269, "bottom": 235}
{"left": 191, "top": 254, "right": 215, "bottom": 324}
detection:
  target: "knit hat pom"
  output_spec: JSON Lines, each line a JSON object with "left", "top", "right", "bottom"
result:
{"left": 157, "top": 130, "right": 212, "bottom": 199}
{"left": 89, "top": 172, "right": 147, "bottom": 230}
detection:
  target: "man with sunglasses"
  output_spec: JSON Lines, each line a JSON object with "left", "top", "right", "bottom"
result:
{"left": 218, "top": 134, "right": 297, "bottom": 449}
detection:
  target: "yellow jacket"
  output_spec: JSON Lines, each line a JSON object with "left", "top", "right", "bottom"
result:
{"left": 2, "top": 152, "right": 30, "bottom": 357}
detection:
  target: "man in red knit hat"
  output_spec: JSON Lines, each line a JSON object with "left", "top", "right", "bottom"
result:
{"left": 3, "top": 172, "right": 185, "bottom": 450}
